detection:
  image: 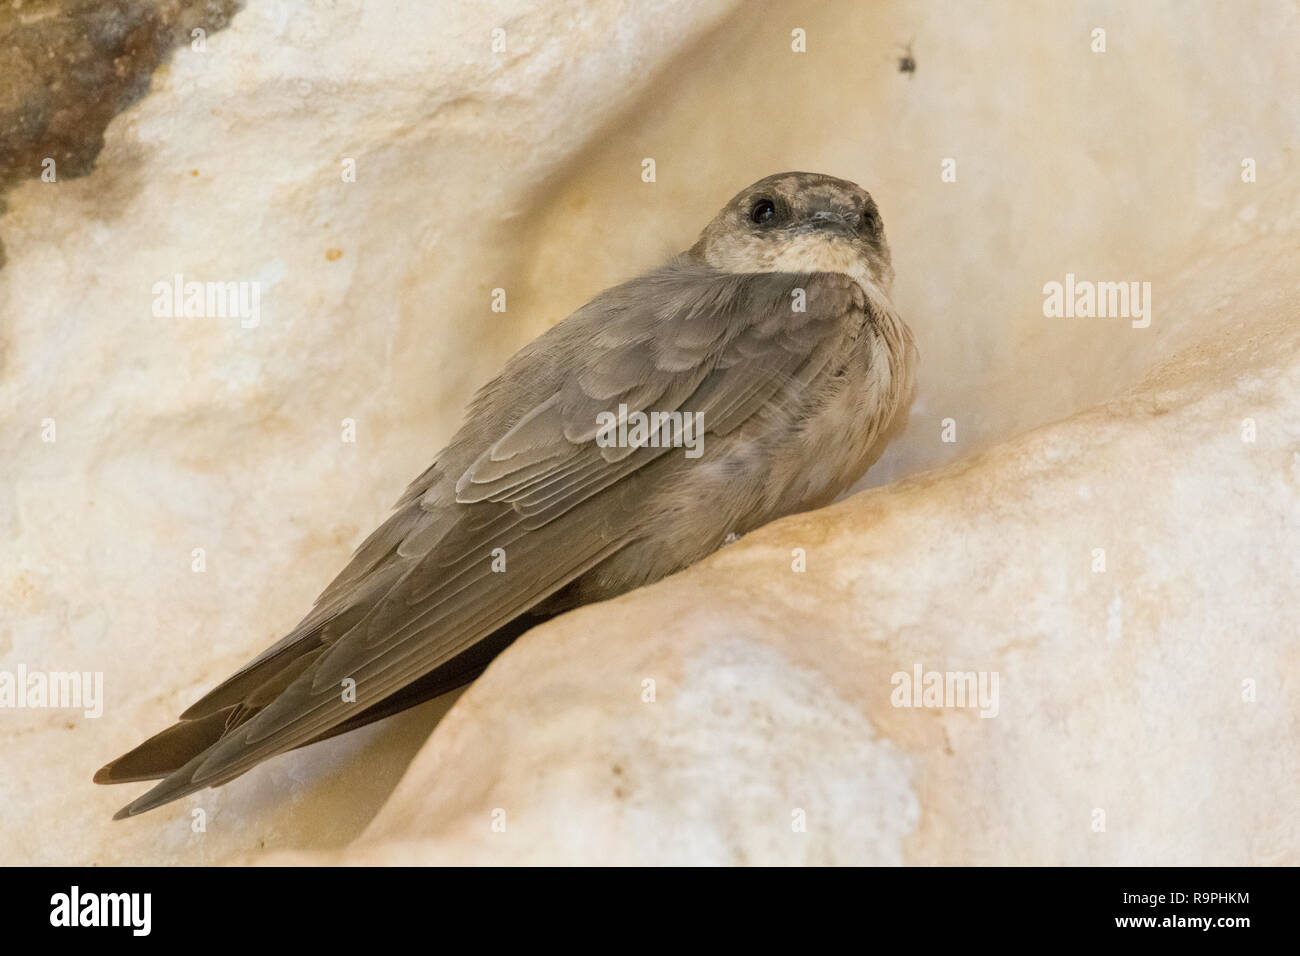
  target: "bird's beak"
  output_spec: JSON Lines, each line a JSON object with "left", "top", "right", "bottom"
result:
{"left": 809, "top": 210, "right": 855, "bottom": 235}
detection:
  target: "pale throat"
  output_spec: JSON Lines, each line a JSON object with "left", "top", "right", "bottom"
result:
{"left": 708, "top": 232, "right": 893, "bottom": 313}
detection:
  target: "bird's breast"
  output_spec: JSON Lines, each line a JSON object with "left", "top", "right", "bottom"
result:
{"left": 771, "top": 293, "right": 911, "bottom": 513}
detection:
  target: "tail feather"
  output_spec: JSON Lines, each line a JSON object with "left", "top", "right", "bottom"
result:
{"left": 96, "top": 610, "right": 547, "bottom": 817}
{"left": 93, "top": 707, "right": 236, "bottom": 785}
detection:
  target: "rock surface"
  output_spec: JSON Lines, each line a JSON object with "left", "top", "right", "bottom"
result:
{"left": 0, "top": 0, "right": 243, "bottom": 190}
{"left": 0, "top": 0, "right": 1297, "bottom": 864}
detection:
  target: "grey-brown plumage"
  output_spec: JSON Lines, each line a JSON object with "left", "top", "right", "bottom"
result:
{"left": 95, "top": 171, "right": 916, "bottom": 817}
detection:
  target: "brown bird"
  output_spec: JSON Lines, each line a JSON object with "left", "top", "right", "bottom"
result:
{"left": 96, "top": 171, "right": 916, "bottom": 817}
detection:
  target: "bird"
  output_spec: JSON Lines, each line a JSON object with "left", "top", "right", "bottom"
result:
{"left": 95, "top": 171, "right": 917, "bottom": 818}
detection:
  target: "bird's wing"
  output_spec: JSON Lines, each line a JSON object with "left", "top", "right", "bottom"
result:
{"left": 107, "top": 260, "right": 865, "bottom": 816}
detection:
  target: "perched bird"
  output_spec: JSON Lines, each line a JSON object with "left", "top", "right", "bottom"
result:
{"left": 96, "top": 171, "right": 916, "bottom": 817}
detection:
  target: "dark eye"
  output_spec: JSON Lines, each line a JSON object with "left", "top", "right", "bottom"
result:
{"left": 860, "top": 207, "right": 879, "bottom": 232}
{"left": 749, "top": 199, "right": 777, "bottom": 225}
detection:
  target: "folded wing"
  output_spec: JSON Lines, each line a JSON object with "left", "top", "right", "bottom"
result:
{"left": 102, "top": 259, "right": 865, "bottom": 817}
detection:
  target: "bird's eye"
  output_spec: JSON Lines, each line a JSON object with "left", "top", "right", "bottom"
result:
{"left": 861, "top": 208, "right": 879, "bottom": 232}
{"left": 749, "top": 199, "right": 777, "bottom": 225}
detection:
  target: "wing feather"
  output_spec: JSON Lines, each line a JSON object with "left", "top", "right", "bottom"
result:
{"left": 111, "top": 259, "right": 866, "bottom": 816}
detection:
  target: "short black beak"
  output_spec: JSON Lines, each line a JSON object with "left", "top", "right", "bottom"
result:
{"left": 809, "top": 210, "right": 854, "bottom": 234}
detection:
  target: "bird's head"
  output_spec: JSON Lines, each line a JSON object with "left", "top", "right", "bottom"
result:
{"left": 690, "top": 171, "right": 894, "bottom": 296}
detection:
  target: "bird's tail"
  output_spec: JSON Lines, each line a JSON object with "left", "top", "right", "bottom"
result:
{"left": 93, "top": 706, "right": 238, "bottom": 784}
{"left": 93, "top": 609, "right": 548, "bottom": 816}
